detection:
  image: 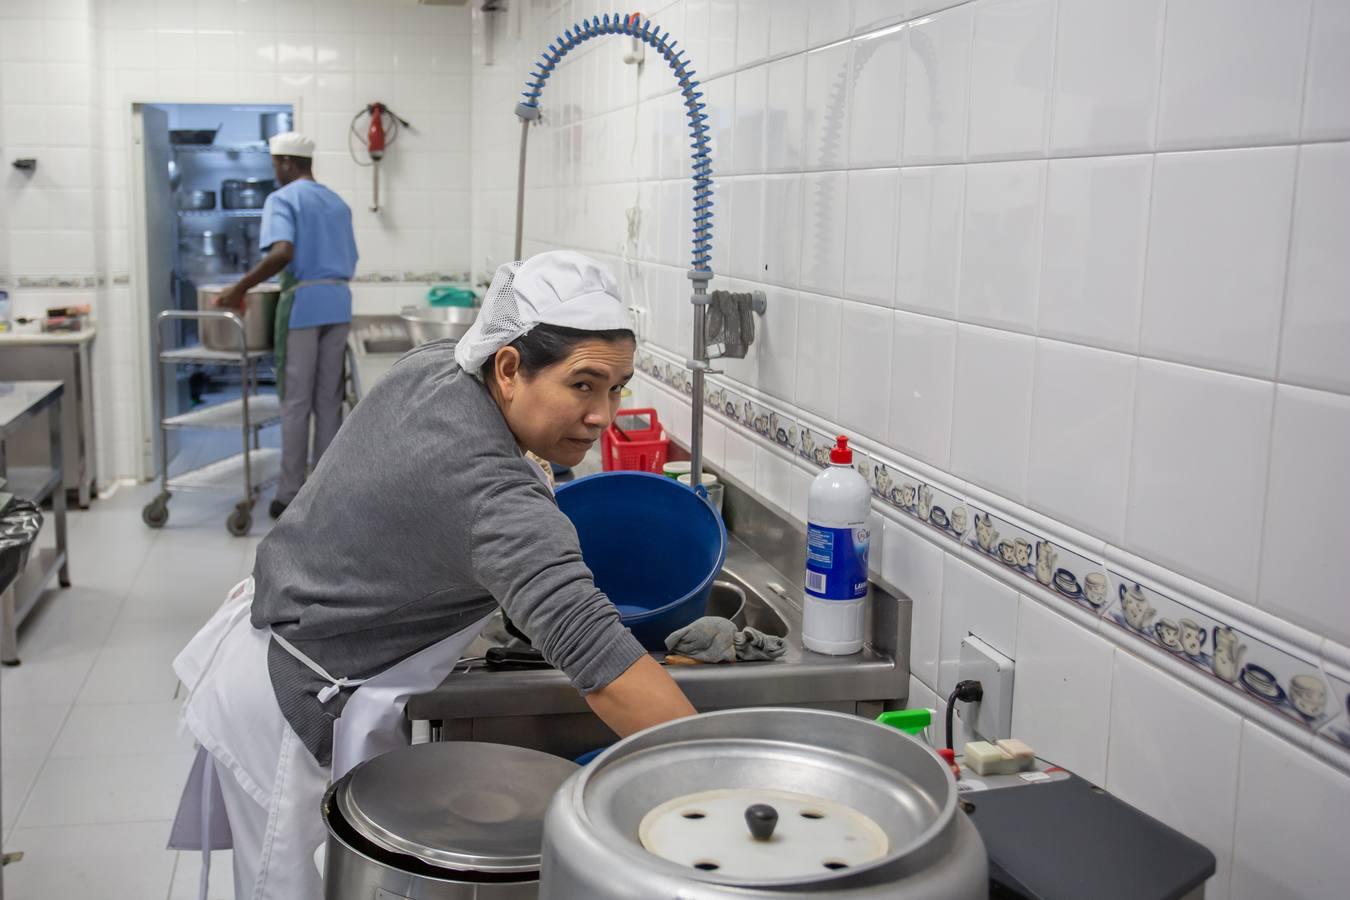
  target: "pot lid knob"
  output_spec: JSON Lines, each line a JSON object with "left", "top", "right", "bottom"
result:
{"left": 744, "top": 804, "right": 778, "bottom": 842}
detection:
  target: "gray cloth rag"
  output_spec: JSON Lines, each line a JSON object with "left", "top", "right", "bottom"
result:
{"left": 705, "top": 291, "right": 756, "bottom": 359}
{"left": 665, "top": 616, "right": 787, "bottom": 663}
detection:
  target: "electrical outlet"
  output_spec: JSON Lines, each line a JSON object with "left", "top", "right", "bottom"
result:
{"left": 958, "top": 635, "right": 1014, "bottom": 742}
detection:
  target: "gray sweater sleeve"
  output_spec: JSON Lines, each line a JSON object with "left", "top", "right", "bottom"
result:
{"left": 470, "top": 475, "right": 647, "bottom": 694}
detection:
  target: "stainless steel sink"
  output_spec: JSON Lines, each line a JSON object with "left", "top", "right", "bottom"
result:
{"left": 707, "top": 572, "right": 789, "bottom": 638}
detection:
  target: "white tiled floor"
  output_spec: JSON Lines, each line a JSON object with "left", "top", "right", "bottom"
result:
{"left": 2, "top": 477, "right": 270, "bottom": 899}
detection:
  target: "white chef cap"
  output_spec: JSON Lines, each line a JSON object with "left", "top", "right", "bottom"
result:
{"left": 268, "top": 131, "right": 315, "bottom": 158}
{"left": 455, "top": 251, "right": 634, "bottom": 376}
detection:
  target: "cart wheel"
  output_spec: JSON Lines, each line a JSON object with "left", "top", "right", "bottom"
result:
{"left": 226, "top": 507, "right": 252, "bottom": 537}
{"left": 142, "top": 497, "right": 169, "bottom": 529}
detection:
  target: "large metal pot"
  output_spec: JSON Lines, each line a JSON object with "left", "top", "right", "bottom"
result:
{"left": 322, "top": 742, "right": 576, "bottom": 899}
{"left": 180, "top": 231, "right": 232, "bottom": 278}
{"left": 222, "top": 177, "right": 275, "bottom": 210}
{"left": 197, "top": 283, "right": 278, "bottom": 351}
{"left": 177, "top": 189, "right": 216, "bottom": 211}
{"left": 259, "top": 111, "right": 293, "bottom": 141}
{"left": 540, "top": 708, "right": 988, "bottom": 899}
{"left": 400, "top": 306, "right": 478, "bottom": 346}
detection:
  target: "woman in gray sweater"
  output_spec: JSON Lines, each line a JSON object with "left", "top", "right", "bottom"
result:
{"left": 169, "top": 251, "right": 696, "bottom": 900}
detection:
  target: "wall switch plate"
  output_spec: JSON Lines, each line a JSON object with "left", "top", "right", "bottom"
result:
{"left": 958, "top": 635, "right": 1015, "bottom": 742}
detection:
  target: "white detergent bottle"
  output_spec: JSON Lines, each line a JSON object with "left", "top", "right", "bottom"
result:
{"left": 803, "top": 435, "right": 870, "bottom": 655}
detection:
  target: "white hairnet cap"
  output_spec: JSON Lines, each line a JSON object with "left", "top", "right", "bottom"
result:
{"left": 455, "top": 251, "right": 633, "bottom": 376}
{"left": 268, "top": 131, "right": 315, "bottom": 158}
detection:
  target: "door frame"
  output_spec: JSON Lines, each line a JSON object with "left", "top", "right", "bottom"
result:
{"left": 126, "top": 95, "right": 303, "bottom": 481}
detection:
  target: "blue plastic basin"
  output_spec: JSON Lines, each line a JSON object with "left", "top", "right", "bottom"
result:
{"left": 554, "top": 471, "right": 727, "bottom": 650}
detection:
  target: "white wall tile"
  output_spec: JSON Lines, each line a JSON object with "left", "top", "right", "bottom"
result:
{"left": 727, "top": 177, "right": 763, "bottom": 280}
{"left": 764, "top": 55, "right": 805, "bottom": 173}
{"left": 789, "top": 463, "right": 813, "bottom": 523}
{"left": 888, "top": 310, "right": 957, "bottom": 469}
{"left": 957, "top": 160, "right": 1045, "bottom": 333}
{"left": 768, "top": 0, "right": 809, "bottom": 58}
{"left": 1156, "top": 0, "right": 1312, "bottom": 150}
{"left": 847, "top": 23, "right": 906, "bottom": 168}
{"left": 1259, "top": 385, "right": 1350, "bottom": 646}
{"left": 837, "top": 303, "right": 894, "bottom": 442}
{"left": 1107, "top": 652, "right": 1241, "bottom": 899}
{"left": 966, "top": 0, "right": 1056, "bottom": 161}
{"left": 1126, "top": 360, "right": 1275, "bottom": 603}
{"left": 724, "top": 426, "right": 756, "bottom": 487}
{"left": 842, "top": 168, "right": 899, "bottom": 305}
{"left": 1279, "top": 142, "right": 1350, "bottom": 394}
{"left": 882, "top": 516, "right": 945, "bottom": 688}
{"left": 735, "top": 0, "right": 771, "bottom": 67}
{"left": 794, "top": 291, "right": 843, "bottom": 420}
{"left": 1027, "top": 340, "right": 1135, "bottom": 544}
{"left": 754, "top": 444, "right": 795, "bottom": 514}
{"left": 896, "top": 165, "right": 964, "bottom": 318}
{"left": 806, "top": 0, "right": 854, "bottom": 49}
{"left": 798, "top": 171, "right": 847, "bottom": 295}
{"left": 939, "top": 554, "right": 1020, "bottom": 695}
{"left": 1302, "top": 0, "right": 1350, "bottom": 141}
{"left": 902, "top": 3, "right": 973, "bottom": 165}
{"left": 1230, "top": 722, "right": 1350, "bottom": 900}
{"left": 951, "top": 325, "right": 1035, "bottom": 501}
{"left": 1049, "top": 0, "right": 1164, "bottom": 155}
{"left": 854, "top": 1, "right": 907, "bottom": 35}
{"left": 1141, "top": 147, "right": 1297, "bottom": 378}
{"left": 732, "top": 66, "right": 767, "bottom": 175}
{"left": 761, "top": 175, "right": 802, "bottom": 288}
{"left": 1038, "top": 155, "right": 1151, "bottom": 353}
{"left": 801, "top": 40, "right": 852, "bottom": 170}
{"left": 754, "top": 286, "right": 799, "bottom": 403}
{"left": 1011, "top": 596, "right": 1114, "bottom": 785}
{"left": 707, "top": 0, "right": 739, "bottom": 76}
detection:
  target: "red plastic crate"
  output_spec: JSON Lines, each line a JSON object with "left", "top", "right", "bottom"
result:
{"left": 601, "top": 408, "right": 670, "bottom": 473}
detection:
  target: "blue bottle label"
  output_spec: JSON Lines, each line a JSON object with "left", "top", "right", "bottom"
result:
{"left": 805, "top": 524, "right": 869, "bottom": 600}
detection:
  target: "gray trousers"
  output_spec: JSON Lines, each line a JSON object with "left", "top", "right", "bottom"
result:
{"left": 278, "top": 323, "right": 350, "bottom": 504}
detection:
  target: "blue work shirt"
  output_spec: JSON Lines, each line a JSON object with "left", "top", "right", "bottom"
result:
{"left": 259, "top": 179, "right": 358, "bottom": 329}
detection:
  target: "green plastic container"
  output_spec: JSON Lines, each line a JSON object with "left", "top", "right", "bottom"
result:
{"left": 427, "top": 285, "right": 477, "bottom": 308}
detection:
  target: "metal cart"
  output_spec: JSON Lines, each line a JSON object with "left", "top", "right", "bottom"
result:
{"left": 142, "top": 310, "right": 276, "bottom": 535}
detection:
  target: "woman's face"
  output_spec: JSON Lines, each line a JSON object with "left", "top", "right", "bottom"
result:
{"left": 493, "top": 337, "right": 635, "bottom": 467}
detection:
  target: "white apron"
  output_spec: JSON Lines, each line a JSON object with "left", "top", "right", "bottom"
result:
{"left": 168, "top": 577, "right": 489, "bottom": 900}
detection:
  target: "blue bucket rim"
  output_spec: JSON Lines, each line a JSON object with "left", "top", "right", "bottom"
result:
{"left": 555, "top": 470, "right": 727, "bottom": 625}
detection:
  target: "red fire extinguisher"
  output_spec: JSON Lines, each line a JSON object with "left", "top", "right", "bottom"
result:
{"left": 350, "top": 102, "right": 410, "bottom": 212}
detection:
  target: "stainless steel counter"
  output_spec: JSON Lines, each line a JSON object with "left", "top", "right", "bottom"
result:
{"left": 406, "top": 479, "right": 911, "bottom": 759}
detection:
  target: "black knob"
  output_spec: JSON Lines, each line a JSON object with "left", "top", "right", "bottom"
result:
{"left": 745, "top": 804, "right": 778, "bottom": 841}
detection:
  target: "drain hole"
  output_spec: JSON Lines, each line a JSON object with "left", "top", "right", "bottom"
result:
{"left": 693, "top": 861, "right": 720, "bottom": 871}
{"left": 800, "top": 810, "right": 825, "bottom": 820}
{"left": 682, "top": 811, "right": 706, "bottom": 820}
{"left": 823, "top": 861, "right": 850, "bottom": 871}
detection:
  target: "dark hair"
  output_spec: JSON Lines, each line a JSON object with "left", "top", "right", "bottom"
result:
{"left": 486, "top": 323, "right": 634, "bottom": 379}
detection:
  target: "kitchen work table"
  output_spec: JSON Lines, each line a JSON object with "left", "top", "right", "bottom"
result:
{"left": 0, "top": 329, "right": 97, "bottom": 508}
{"left": 0, "top": 380, "right": 71, "bottom": 665}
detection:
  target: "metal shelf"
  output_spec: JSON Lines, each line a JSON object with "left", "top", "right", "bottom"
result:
{"left": 169, "top": 447, "right": 281, "bottom": 494}
{"left": 160, "top": 345, "right": 272, "bottom": 366}
{"left": 163, "top": 395, "right": 281, "bottom": 431}
{"left": 176, "top": 209, "right": 265, "bottom": 218}
{"left": 3, "top": 466, "right": 62, "bottom": 506}
{"left": 172, "top": 144, "right": 270, "bottom": 154}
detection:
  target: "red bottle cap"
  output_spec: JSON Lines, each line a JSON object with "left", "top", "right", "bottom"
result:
{"left": 830, "top": 435, "right": 852, "bottom": 465}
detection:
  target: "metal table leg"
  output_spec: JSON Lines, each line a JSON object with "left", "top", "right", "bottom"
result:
{"left": 50, "top": 397, "right": 70, "bottom": 588}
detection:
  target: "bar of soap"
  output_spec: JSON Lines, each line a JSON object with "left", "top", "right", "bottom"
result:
{"left": 995, "top": 738, "right": 1035, "bottom": 771}
{"left": 963, "top": 741, "right": 1021, "bottom": 776}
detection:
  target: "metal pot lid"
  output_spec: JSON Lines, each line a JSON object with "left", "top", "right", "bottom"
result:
{"left": 639, "top": 787, "right": 890, "bottom": 879}
{"left": 337, "top": 742, "right": 577, "bottom": 874}
{"left": 569, "top": 708, "right": 957, "bottom": 888}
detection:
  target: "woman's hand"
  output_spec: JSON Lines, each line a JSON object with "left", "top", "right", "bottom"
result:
{"left": 584, "top": 655, "right": 696, "bottom": 737}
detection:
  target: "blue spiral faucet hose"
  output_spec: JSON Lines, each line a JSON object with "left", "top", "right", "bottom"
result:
{"left": 515, "top": 12, "right": 713, "bottom": 273}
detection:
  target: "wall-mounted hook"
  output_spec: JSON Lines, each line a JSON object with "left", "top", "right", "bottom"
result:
{"left": 12, "top": 158, "right": 37, "bottom": 175}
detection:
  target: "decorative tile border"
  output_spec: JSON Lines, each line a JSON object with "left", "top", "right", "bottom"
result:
{"left": 1105, "top": 573, "right": 1335, "bottom": 731}
{"left": 8, "top": 271, "right": 469, "bottom": 291}
{"left": 633, "top": 342, "right": 1349, "bottom": 758}
{"left": 14, "top": 275, "right": 100, "bottom": 289}
{"left": 966, "top": 506, "right": 1109, "bottom": 615}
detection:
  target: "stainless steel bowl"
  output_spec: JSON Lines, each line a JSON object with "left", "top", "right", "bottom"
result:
{"left": 400, "top": 306, "right": 478, "bottom": 346}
